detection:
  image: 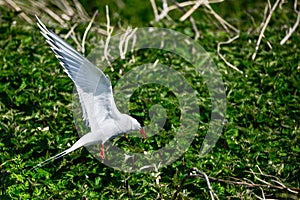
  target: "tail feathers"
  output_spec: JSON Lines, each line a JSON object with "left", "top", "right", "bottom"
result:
{"left": 30, "top": 146, "right": 75, "bottom": 171}
{"left": 30, "top": 133, "right": 91, "bottom": 171}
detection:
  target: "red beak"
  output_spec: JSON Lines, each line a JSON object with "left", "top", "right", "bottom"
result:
{"left": 140, "top": 128, "right": 146, "bottom": 139}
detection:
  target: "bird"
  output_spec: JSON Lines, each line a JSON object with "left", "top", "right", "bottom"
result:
{"left": 31, "top": 16, "right": 146, "bottom": 170}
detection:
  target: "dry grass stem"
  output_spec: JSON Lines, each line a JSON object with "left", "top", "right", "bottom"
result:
{"left": 150, "top": 0, "right": 160, "bottom": 21}
{"left": 179, "top": 0, "right": 207, "bottom": 22}
{"left": 173, "top": 167, "right": 219, "bottom": 200}
{"left": 4, "top": 0, "right": 33, "bottom": 24}
{"left": 168, "top": 0, "right": 223, "bottom": 11}
{"left": 209, "top": 175, "right": 300, "bottom": 194}
{"left": 160, "top": 0, "right": 169, "bottom": 20}
{"left": 2, "top": 0, "right": 92, "bottom": 27}
{"left": 252, "top": 0, "right": 281, "bottom": 60}
{"left": 32, "top": 1, "right": 66, "bottom": 25}
{"left": 70, "top": 29, "right": 82, "bottom": 52}
{"left": 60, "top": 0, "right": 75, "bottom": 17}
{"left": 150, "top": 0, "right": 169, "bottom": 21}
{"left": 267, "top": 0, "right": 272, "bottom": 10}
{"left": 64, "top": 23, "right": 78, "bottom": 40}
{"left": 104, "top": 5, "right": 113, "bottom": 68}
{"left": 217, "top": 34, "right": 242, "bottom": 74}
{"left": 204, "top": 3, "right": 239, "bottom": 33}
{"left": 150, "top": 0, "right": 241, "bottom": 72}
{"left": 119, "top": 27, "right": 137, "bottom": 60}
{"left": 258, "top": 3, "right": 269, "bottom": 32}
{"left": 72, "top": 0, "right": 89, "bottom": 21}
{"left": 280, "top": 0, "right": 300, "bottom": 45}
{"left": 189, "top": 16, "right": 200, "bottom": 40}
{"left": 151, "top": 0, "right": 223, "bottom": 22}
{"left": 81, "top": 10, "right": 98, "bottom": 54}
{"left": 203, "top": 2, "right": 242, "bottom": 74}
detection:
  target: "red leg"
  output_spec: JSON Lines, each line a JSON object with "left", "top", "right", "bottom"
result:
{"left": 100, "top": 144, "right": 105, "bottom": 159}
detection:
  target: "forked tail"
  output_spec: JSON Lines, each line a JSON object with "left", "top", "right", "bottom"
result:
{"left": 30, "top": 132, "right": 92, "bottom": 171}
{"left": 29, "top": 149, "right": 69, "bottom": 171}
{"left": 29, "top": 143, "right": 82, "bottom": 171}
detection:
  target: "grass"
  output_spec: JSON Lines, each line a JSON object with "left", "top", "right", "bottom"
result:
{"left": 0, "top": 1, "right": 299, "bottom": 199}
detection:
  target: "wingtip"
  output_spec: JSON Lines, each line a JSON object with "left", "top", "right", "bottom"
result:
{"left": 35, "top": 15, "right": 42, "bottom": 27}
{"left": 35, "top": 15, "right": 49, "bottom": 34}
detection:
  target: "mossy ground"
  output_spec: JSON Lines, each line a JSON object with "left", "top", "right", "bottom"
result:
{"left": 0, "top": 1, "right": 299, "bottom": 199}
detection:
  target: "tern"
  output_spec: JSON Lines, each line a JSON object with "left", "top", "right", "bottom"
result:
{"left": 31, "top": 16, "right": 146, "bottom": 170}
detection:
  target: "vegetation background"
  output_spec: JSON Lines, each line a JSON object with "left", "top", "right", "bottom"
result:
{"left": 0, "top": 0, "right": 299, "bottom": 199}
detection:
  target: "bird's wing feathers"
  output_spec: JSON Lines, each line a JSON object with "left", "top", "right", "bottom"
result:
{"left": 36, "top": 16, "right": 121, "bottom": 131}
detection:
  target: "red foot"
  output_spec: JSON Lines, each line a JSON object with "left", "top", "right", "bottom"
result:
{"left": 100, "top": 144, "right": 105, "bottom": 159}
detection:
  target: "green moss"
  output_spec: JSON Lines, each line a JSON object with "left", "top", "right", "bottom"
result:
{"left": 1, "top": 1, "right": 299, "bottom": 199}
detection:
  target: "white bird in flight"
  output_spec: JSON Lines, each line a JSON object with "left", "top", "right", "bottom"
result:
{"left": 31, "top": 16, "right": 146, "bottom": 170}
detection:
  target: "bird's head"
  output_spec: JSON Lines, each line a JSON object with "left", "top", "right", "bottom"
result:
{"left": 128, "top": 115, "right": 146, "bottom": 139}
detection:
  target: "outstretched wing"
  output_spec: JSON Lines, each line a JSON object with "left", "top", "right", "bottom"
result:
{"left": 36, "top": 16, "right": 121, "bottom": 132}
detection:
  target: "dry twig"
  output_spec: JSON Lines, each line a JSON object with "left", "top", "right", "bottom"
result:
{"left": 119, "top": 27, "right": 137, "bottom": 60}
{"left": 60, "top": 0, "right": 75, "bottom": 17}
{"left": 252, "top": 0, "right": 281, "bottom": 60}
{"left": 209, "top": 175, "right": 300, "bottom": 193}
{"left": 70, "top": 28, "right": 83, "bottom": 52}
{"left": 152, "top": 0, "right": 241, "bottom": 72}
{"left": 172, "top": 0, "right": 201, "bottom": 40}
{"left": 64, "top": 23, "right": 78, "bottom": 40}
{"left": 2, "top": 0, "right": 91, "bottom": 27}
{"left": 207, "top": 166, "right": 300, "bottom": 199}
{"left": 150, "top": 0, "right": 160, "bottom": 21}
{"left": 104, "top": 5, "right": 113, "bottom": 68}
{"left": 179, "top": 0, "right": 206, "bottom": 21}
{"left": 4, "top": 0, "right": 33, "bottom": 24}
{"left": 32, "top": 1, "right": 66, "bottom": 25}
{"left": 280, "top": 0, "right": 300, "bottom": 45}
{"left": 217, "top": 34, "right": 242, "bottom": 74}
{"left": 81, "top": 10, "right": 98, "bottom": 54}
{"left": 203, "top": 2, "right": 242, "bottom": 73}
{"left": 168, "top": 0, "right": 223, "bottom": 11}
{"left": 72, "top": 0, "right": 89, "bottom": 21}
{"left": 172, "top": 167, "right": 219, "bottom": 200}
{"left": 204, "top": 3, "right": 239, "bottom": 33}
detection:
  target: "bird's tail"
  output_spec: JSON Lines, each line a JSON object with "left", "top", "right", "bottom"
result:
{"left": 29, "top": 150, "right": 68, "bottom": 171}
{"left": 29, "top": 141, "right": 82, "bottom": 171}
